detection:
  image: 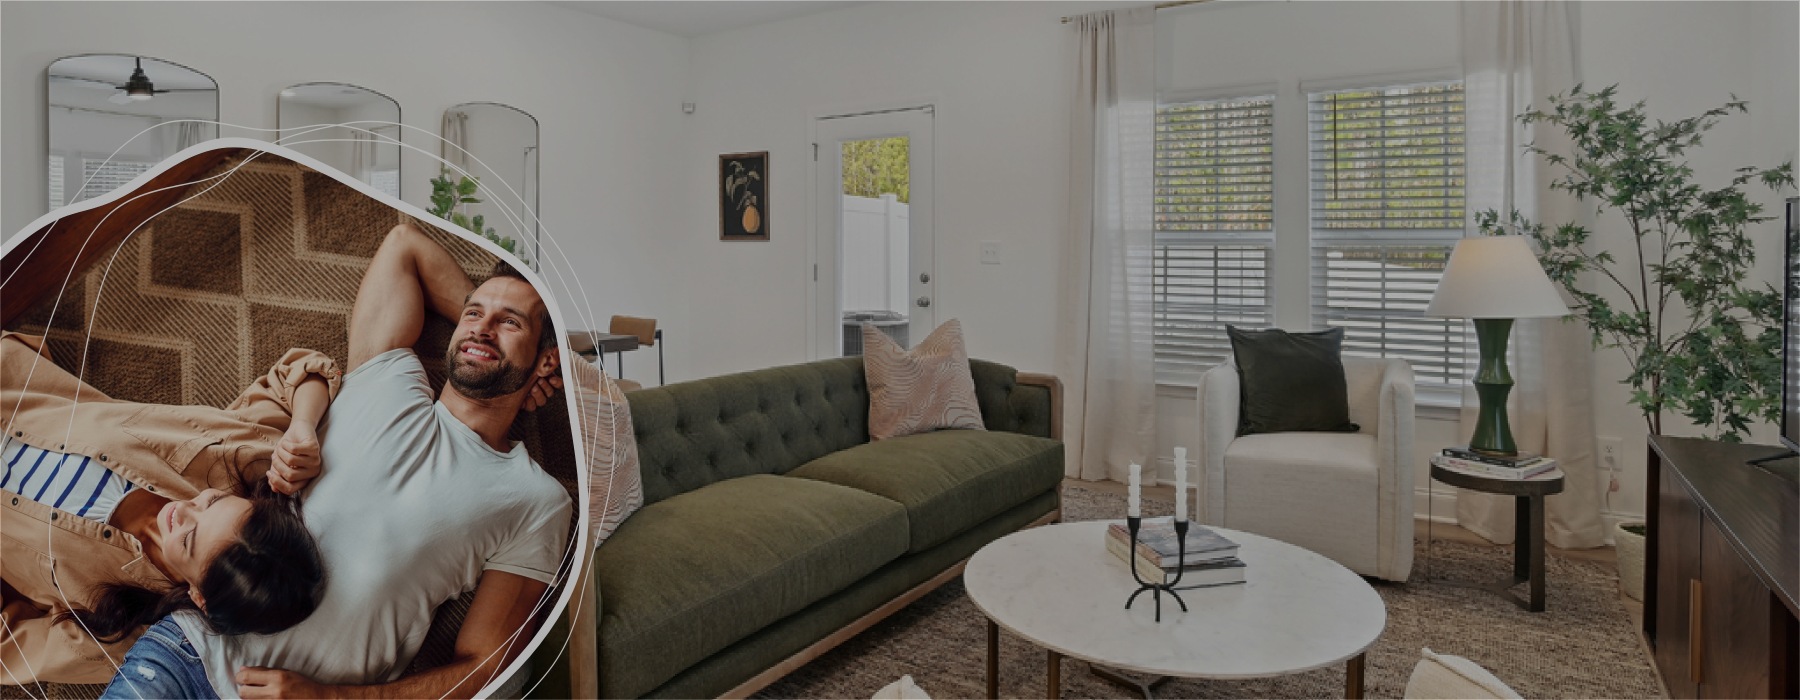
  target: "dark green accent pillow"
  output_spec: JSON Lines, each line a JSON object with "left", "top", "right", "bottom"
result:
{"left": 1226, "top": 325, "right": 1360, "bottom": 436}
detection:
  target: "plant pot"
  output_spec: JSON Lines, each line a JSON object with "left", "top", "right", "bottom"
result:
{"left": 1614, "top": 520, "right": 1647, "bottom": 601}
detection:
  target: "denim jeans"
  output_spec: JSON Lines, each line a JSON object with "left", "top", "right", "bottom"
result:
{"left": 101, "top": 617, "right": 218, "bottom": 699}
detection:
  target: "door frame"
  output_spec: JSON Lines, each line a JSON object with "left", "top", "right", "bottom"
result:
{"left": 806, "top": 99, "right": 939, "bottom": 360}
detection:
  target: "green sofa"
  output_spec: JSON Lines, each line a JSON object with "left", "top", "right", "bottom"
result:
{"left": 536, "top": 356, "right": 1063, "bottom": 699}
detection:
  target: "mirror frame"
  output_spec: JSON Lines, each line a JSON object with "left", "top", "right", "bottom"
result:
{"left": 444, "top": 101, "right": 540, "bottom": 267}
{"left": 46, "top": 53, "right": 219, "bottom": 211}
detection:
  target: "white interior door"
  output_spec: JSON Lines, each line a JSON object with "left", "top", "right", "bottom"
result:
{"left": 812, "top": 106, "right": 935, "bottom": 358}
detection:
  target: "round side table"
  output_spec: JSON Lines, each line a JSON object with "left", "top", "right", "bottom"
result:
{"left": 1429, "top": 464, "right": 1565, "bottom": 612}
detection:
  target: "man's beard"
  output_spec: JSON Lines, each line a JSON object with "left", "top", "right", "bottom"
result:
{"left": 445, "top": 339, "right": 533, "bottom": 400}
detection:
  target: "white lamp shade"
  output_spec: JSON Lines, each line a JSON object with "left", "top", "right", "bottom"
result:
{"left": 1425, "top": 236, "right": 1570, "bottom": 319}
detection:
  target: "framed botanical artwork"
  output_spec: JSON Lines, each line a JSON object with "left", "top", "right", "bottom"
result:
{"left": 720, "top": 151, "right": 769, "bottom": 241}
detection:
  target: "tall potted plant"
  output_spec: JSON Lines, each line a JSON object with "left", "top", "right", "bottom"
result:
{"left": 1478, "top": 85, "right": 1792, "bottom": 600}
{"left": 1478, "top": 85, "right": 1793, "bottom": 441}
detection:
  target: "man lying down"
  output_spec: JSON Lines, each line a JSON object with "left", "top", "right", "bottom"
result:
{"left": 103, "top": 223, "right": 575, "bottom": 699}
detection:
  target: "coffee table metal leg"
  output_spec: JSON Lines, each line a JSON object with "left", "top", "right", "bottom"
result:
{"left": 1089, "top": 664, "right": 1173, "bottom": 699}
{"left": 1048, "top": 650, "right": 1062, "bottom": 699}
{"left": 1346, "top": 653, "right": 1365, "bottom": 699}
{"left": 986, "top": 620, "right": 999, "bottom": 700}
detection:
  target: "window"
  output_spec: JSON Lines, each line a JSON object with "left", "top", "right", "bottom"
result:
{"left": 76, "top": 157, "right": 155, "bottom": 204}
{"left": 1308, "top": 80, "right": 1469, "bottom": 390}
{"left": 1153, "top": 94, "right": 1275, "bottom": 382}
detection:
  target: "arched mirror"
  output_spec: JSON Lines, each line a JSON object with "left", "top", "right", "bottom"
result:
{"left": 47, "top": 54, "right": 218, "bottom": 209}
{"left": 441, "top": 102, "right": 539, "bottom": 267}
{"left": 278, "top": 83, "right": 402, "bottom": 198}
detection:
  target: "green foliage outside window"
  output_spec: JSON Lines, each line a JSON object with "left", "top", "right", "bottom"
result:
{"left": 1479, "top": 85, "right": 1794, "bottom": 441}
{"left": 841, "top": 137, "right": 909, "bottom": 203}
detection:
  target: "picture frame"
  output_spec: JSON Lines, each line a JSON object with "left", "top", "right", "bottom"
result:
{"left": 720, "top": 151, "right": 769, "bottom": 241}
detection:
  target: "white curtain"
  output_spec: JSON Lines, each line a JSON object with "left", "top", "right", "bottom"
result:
{"left": 1057, "top": 8, "right": 1157, "bottom": 482}
{"left": 1457, "top": 0, "right": 1606, "bottom": 549}
{"left": 441, "top": 110, "right": 470, "bottom": 171}
{"left": 350, "top": 130, "right": 374, "bottom": 181}
{"left": 162, "top": 120, "right": 207, "bottom": 155}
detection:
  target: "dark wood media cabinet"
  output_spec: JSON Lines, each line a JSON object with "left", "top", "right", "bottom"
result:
{"left": 1645, "top": 435, "right": 1798, "bottom": 699}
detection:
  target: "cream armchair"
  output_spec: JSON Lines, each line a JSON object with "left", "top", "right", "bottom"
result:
{"left": 1198, "top": 357, "right": 1415, "bottom": 581}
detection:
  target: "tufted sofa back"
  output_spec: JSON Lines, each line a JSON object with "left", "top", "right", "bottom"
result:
{"left": 627, "top": 356, "right": 1053, "bottom": 506}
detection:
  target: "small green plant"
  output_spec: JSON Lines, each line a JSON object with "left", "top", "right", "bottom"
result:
{"left": 1479, "top": 85, "right": 1794, "bottom": 441}
{"left": 428, "top": 167, "right": 528, "bottom": 266}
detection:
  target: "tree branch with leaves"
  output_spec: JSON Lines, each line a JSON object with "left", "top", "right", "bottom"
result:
{"left": 1480, "top": 85, "right": 1792, "bottom": 441}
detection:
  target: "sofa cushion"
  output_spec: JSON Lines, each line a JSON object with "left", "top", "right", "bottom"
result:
{"left": 786, "top": 430, "right": 1063, "bottom": 553}
{"left": 595, "top": 473, "right": 909, "bottom": 699}
{"left": 1221, "top": 432, "right": 1381, "bottom": 574}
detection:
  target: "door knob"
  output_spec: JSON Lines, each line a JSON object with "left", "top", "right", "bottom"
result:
{"left": 916, "top": 296, "right": 932, "bottom": 308}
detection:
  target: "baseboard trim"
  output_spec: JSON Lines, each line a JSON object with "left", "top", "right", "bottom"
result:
{"left": 717, "top": 508, "right": 1063, "bottom": 699}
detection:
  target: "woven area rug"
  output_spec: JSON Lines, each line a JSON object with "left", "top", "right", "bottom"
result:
{"left": 759, "top": 483, "right": 1663, "bottom": 699}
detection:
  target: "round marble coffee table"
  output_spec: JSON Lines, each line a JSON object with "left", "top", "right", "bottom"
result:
{"left": 964, "top": 520, "right": 1385, "bottom": 699}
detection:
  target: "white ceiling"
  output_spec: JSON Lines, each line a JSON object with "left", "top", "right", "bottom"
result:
{"left": 548, "top": 1, "right": 866, "bottom": 38}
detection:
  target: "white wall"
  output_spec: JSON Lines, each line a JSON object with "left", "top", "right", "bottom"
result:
{"left": 674, "top": 1, "right": 1105, "bottom": 379}
{"left": 2, "top": 1, "right": 692, "bottom": 353}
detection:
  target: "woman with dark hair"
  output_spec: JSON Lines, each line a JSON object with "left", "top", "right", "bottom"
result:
{"left": 0, "top": 331, "right": 337, "bottom": 687}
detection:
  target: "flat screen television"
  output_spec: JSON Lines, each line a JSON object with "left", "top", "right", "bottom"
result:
{"left": 1783, "top": 197, "right": 1800, "bottom": 451}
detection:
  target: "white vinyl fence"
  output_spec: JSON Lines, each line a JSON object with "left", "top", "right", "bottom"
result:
{"left": 840, "top": 193, "right": 910, "bottom": 315}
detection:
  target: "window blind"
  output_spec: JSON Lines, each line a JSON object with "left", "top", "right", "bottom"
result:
{"left": 77, "top": 158, "right": 154, "bottom": 205}
{"left": 1154, "top": 94, "right": 1275, "bottom": 381}
{"left": 49, "top": 154, "right": 64, "bottom": 209}
{"left": 1308, "top": 80, "right": 1469, "bottom": 389}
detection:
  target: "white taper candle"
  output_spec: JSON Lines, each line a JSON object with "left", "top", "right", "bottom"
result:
{"left": 1174, "top": 447, "right": 1188, "bottom": 521}
{"left": 1128, "top": 462, "right": 1142, "bottom": 518}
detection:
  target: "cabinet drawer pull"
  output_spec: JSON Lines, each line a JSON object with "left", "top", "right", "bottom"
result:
{"left": 1688, "top": 579, "right": 1702, "bottom": 684}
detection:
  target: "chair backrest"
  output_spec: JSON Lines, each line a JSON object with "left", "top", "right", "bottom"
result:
{"left": 610, "top": 315, "right": 657, "bottom": 346}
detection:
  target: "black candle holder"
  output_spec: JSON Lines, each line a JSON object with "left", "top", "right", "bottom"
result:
{"left": 1123, "top": 516, "right": 1189, "bottom": 622}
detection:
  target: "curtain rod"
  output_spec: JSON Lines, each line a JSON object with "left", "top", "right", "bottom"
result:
{"left": 1061, "top": 0, "right": 1211, "bottom": 24}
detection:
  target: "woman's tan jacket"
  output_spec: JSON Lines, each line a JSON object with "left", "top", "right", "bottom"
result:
{"left": 0, "top": 332, "right": 340, "bottom": 685}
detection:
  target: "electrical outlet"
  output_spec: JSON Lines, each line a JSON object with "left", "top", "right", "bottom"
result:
{"left": 1600, "top": 437, "right": 1622, "bottom": 472}
{"left": 979, "top": 241, "right": 1001, "bottom": 265}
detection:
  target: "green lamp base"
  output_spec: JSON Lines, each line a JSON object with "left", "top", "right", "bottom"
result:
{"left": 1470, "top": 318, "right": 1517, "bottom": 456}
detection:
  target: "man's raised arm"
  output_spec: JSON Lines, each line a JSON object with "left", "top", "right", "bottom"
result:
{"left": 347, "top": 223, "right": 475, "bottom": 371}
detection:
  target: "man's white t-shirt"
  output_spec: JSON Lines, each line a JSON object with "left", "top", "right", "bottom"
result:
{"left": 176, "top": 348, "right": 573, "bottom": 695}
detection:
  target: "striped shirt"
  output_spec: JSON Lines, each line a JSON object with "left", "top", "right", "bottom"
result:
{"left": 0, "top": 439, "right": 134, "bottom": 522}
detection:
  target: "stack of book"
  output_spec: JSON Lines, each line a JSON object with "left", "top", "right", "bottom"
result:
{"left": 1430, "top": 446, "right": 1559, "bottom": 480}
{"left": 1105, "top": 520, "right": 1246, "bottom": 589}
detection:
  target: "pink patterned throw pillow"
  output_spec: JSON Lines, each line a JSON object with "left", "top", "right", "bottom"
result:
{"left": 863, "top": 319, "right": 986, "bottom": 441}
{"left": 569, "top": 357, "right": 643, "bottom": 548}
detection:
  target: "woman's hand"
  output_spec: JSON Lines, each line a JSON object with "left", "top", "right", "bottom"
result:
{"left": 268, "top": 423, "right": 322, "bottom": 495}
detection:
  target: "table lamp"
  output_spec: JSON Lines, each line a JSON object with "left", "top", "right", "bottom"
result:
{"left": 1425, "top": 236, "right": 1569, "bottom": 456}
